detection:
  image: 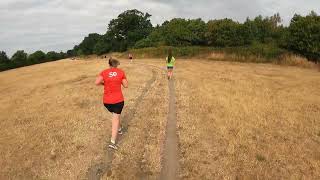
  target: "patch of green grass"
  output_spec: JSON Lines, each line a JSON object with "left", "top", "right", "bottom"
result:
{"left": 125, "top": 44, "right": 288, "bottom": 64}
{"left": 126, "top": 46, "right": 216, "bottom": 59}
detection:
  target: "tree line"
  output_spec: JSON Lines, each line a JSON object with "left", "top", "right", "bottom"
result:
{"left": 1, "top": 9, "right": 319, "bottom": 71}
{"left": 71, "top": 9, "right": 319, "bottom": 63}
{"left": 0, "top": 50, "right": 67, "bottom": 71}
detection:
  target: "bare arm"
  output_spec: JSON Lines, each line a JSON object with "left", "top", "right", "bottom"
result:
{"left": 95, "top": 76, "right": 104, "bottom": 86}
{"left": 122, "top": 79, "right": 128, "bottom": 88}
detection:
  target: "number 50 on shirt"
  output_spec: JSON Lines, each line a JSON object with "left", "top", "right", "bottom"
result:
{"left": 109, "top": 72, "right": 118, "bottom": 77}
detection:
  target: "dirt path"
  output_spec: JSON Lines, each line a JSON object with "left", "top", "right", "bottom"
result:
{"left": 86, "top": 70, "right": 157, "bottom": 180}
{"left": 160, "top": 79, "right": 179, "bottom": 180}
{"left": 135, "top": 63, "right": 180, "bottom": 179}
{"left": 86, "top": 62, "right": 179, "bottom": 180}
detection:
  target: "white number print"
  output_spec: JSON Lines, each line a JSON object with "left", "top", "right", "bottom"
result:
{"left": 108, "top": 72, "right": 118, "bottom": 77}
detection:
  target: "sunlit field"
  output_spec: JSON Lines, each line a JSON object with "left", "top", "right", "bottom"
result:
{"left": 0, "top": 58, "right": 319, "bottom": 179}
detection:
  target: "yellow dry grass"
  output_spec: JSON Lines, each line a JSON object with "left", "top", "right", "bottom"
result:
{"left": 277, "top": 54, "right": 316, "bottom": 68}
{"left": 0, "top": 58, "right": 166, "bottom": 179}
{"left": 175, "top": 60, "right": 320, "bottom": 179}
{"left": 208, "top": 52, "right": 226, "bottom": 60}
{"left": 1, "top": 57, "right": 319, "bottom": 179}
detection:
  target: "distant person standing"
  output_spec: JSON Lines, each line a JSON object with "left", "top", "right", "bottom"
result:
{"left": 166, "top": 49, "right": 176, "bottom": 80}
{"left": 95, "top": 58, "right": 128, "bottom": 150}
{"left": 128, "top": 53, "right": 133, "bottom": 62}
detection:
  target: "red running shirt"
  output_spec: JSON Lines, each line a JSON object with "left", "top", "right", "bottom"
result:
{"left": 99, "top": 68, "right": 126, "bottom": 104}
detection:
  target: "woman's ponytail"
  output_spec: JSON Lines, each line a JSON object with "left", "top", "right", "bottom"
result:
{"left": 167, "top": 49, "right": 173, "bottom": 63}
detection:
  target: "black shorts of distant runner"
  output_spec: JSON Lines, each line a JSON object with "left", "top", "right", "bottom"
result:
{"left": 167, "top": 66, "right": 174, "bottom": 70}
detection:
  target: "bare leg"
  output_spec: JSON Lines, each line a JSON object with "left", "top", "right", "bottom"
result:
{"left": 169, "top": 69, "right": 173, "bottom": 79}
{"left": 118, "top": 116, "right": 122, "bottom": 132}
{"left": 111, "top": 113, "right": 120, "bottom": 143}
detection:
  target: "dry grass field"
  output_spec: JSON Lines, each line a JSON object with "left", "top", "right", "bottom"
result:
{"left": 175, "top": 60, "right": 320, "bottom": 179}
{"left": 0, "top": 58, "right": 168, "bottom": 179}
{"left": 0, "top": 57, "right": 319, "bottom": 179}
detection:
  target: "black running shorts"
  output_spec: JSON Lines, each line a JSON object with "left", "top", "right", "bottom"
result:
{"left": 104, "top": 101, "right": 124, "bottom": 114}
{"left": 167, "top": 66, "right": 174, "bottom": 69}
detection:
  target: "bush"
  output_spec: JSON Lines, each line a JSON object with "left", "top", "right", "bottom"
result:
{"left": 28, "top": 50, "right": 46, "bottom": 63}
{"left": 126, "top": 45, "right": 287, "bottom": 64}
{"left": 46, "top": 51, "right": 61, "bottom": 61}
{"left": 222, "top": 42, "right": 286, "bottom": 62}
{"left": 134, "top": 38, "right": 154, "bottom": 49}
{"left": 11, "top": 50, "right": 28, "bottom": 65}
{"left": 287, "top": 11, "right": 320, "bottom": 63}
{"left": 127, "top": 46, "right": 216, "bottom": 58}
{"left": 276, "top": 54, "right": 315, "bottom": 68}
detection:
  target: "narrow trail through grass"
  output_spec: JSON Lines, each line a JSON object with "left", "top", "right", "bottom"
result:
{"left": 160, "top": 79, "right": 179, "bottom": 180}
{"left": 129, "top": 62, "right": 180, "bottom": 180}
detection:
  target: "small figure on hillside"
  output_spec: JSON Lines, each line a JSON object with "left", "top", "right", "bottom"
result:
{"left": 166, "top": 49, "right": 176, "bottom": 80}
{"left": 95, "top": 58, "right": 128, "bottom": 150}
{"left": 128, "top": 53, "right": 133, "bottom": 62}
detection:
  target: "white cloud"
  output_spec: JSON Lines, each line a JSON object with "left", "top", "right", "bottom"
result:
{"left": 0, "top": 0, "right": 319, "bottom": 56}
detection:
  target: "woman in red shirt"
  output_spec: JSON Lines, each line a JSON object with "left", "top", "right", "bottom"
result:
{"left": 95, "top": 58, "right": 128, "bottom": 150}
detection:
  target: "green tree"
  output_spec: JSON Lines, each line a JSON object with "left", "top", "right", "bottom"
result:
{"left": 187, "top": 18, "right": 207, "bottom": 45}
{"left": 161, "top": 18, "right": 194, "bottom": 46}
{"left": 107, "top": 9, "right": 153, "bottom": 50}
{"left": 287, "top": 11, "right": 320, "bottom": 62}
{"left": 77, "top": 49, "right": 84, "bottom": 56}
{"left": 59, "top": 51, "right": 66, "bottom": 59}
{"left": 67, "top": 49, "right": 76, "bottom": 57}
{"left": 135, "top": 18, "right": 207, "bottom": 48}
{"left": 242, "top": 14, "right": 281, "bottom": 44}
{"left": 46, "top": 51, "right": 61, "bottom": 61}
{"left": 93, "top": 35, "right": 112, "bottom": 55}
{"left": 28, "top": 50, "right": 46, "bottom": 63}
{"left": 277, "top": 26, "right": 290, "bottom": 48}
{"left": 134, "top": 25, "right": 166, "bottom": 48}
{"left": 206, "top": 19, "right": 244, "bottom": 47}
{"left": 0, "top": 51, "right": 10, "bottom": 63}
{"left": 78, "top": 33, "right": 101, "bottom": 55}
{"left": 70, "top": 45, "right": 80, "bottom": 57}
{"left": 11, "top": 50, "right": 28, "bottom": 64}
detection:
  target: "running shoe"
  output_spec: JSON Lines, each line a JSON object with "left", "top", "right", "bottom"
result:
{"left": 118, "top": 127, "right": 123, "bottom": 135}
{"left": 108, "top": 142, "right": 118, "bottom": 150}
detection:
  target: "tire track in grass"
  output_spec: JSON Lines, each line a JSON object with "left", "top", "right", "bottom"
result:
{"left": 135, "top": 66, "right": 163, "bottom": 180}
{"left": 126, "top": 63, "right": 166, "bottom": 179}
{"left": 86, "top": 69, "right": 157, "bottom": 180}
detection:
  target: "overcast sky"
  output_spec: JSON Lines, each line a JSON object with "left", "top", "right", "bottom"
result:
{"left": 0, "top": 0, "right": 319, "bottom": 56}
